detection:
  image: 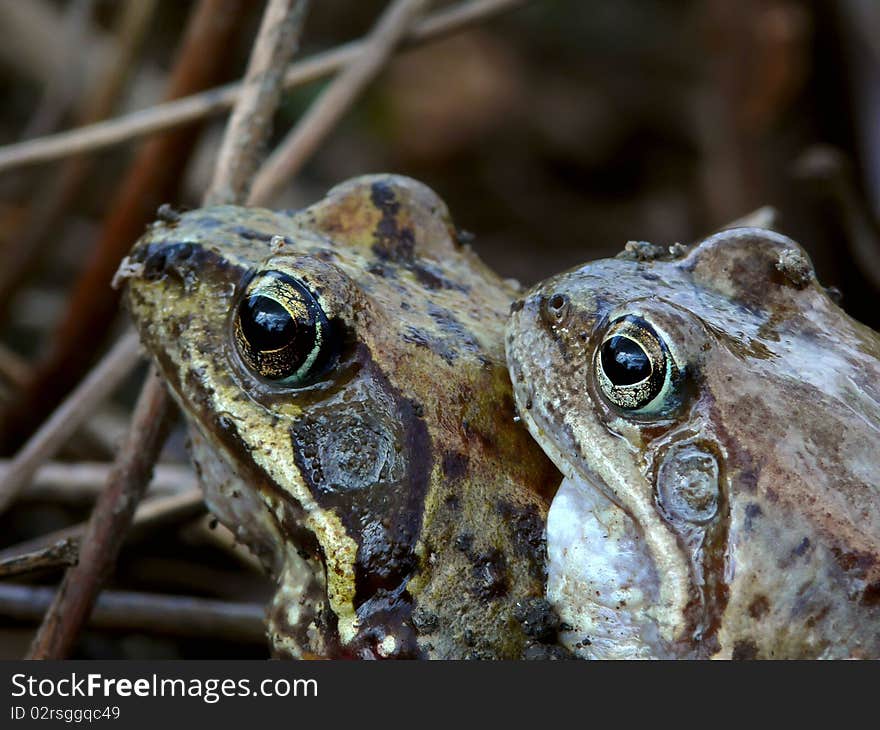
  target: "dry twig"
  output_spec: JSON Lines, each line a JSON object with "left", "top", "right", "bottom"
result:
{"left": 0, "top": 0, "right": 527, "bottom": 174}
{"left": 0, "top": 0, "right": 159, "bottom": 320}
{"left": 0, "top": 489, "right": 204, "bottom": 564}
{"left": 2, "top": 584, "right": 266, "bottom": 644}
{"left": 205, "top": 0, "right": 309, "bottom": 205}
{"left": 0, "top": 539, "right": 79, "bottom": 579}
{"left": 0, "top": 331, "right": 142, "bottom": 516}
{"left": 0, "top": 0, "right": 252, "bottom": 452}
{"left": 5, "top": 461, "right": 196, "bottom": 503}
{"left": 0, "top": 345, "right": 138, "bottom": 458}
{"left": 26, "top": 370, "right": 176, "bottom": 658}
{"left": 249, "top": 0, "right": 429, "bottom": 204}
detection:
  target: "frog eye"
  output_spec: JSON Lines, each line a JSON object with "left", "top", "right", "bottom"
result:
{"left": 233, "top": 271, "right": 335, "bottom": 386}
{"left": 595, "top": 315, "right": 675, "bottom": 412}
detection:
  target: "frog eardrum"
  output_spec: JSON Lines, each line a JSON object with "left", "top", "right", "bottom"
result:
{"left": 595, "top": 314, "right": 677, "bottom": 412}
{"left": 232, "top": 270, "right": 336, "bottom": 386}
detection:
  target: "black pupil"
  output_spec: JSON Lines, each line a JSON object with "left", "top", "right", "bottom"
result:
{"left": 601, "top": 336, "right": 651, "bottom": 385}
{"left": 239, "top": 295, "right": 298, "bottom": 352}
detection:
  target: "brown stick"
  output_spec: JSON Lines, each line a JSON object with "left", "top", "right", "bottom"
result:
{"left": 6, "top": 460, "right": 196, "bottom": 502}
{"left": 1, "top": 584, "right": 266, "bottom": 644}
{"left": 0, "top": 342, "right": 141, "bottom": 457}
{"left": 0, "top": 539, "right": 79, "bottom": 578}
{"left": 205, "top": 0, "right": 310, "bottom": 206}
{"left": 0, "top": 0, "right": 527, "bottom": 173}
{"left": 0, "top": 489, "right": 204, "bottom": 564}
{"left": 0, "top": 331, "right": 142, "bottom": 516}
{"left": 26, "top": 371, "right": 175, "bottom": 658}
{"left": 248, "top": 0, "right": 424, "bottom": 204}
{"left": 26, "top": 0, "right": 309, "bottom": 660}
{"left": 0, "top": 0, "right": 252, "bottom": 455}
{"left": 0, "top": 0, "right": 159, "bottom": 322}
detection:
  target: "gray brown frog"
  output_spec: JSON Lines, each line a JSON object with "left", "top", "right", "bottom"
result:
{"left": 120, "top": 174, "right": 561, "bottom": 659}
{"left": 505, "top": 227, "right": 880, "bottom": 659}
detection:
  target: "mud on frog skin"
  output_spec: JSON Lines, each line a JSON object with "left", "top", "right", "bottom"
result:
{"left": 121, "top": 175, "right": 561, "bottom": 659}
{"left": 505, "top": 227, "right": 880, "bottom": 659}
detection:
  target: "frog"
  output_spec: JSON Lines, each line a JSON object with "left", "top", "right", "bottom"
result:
{"left": 505, "top": 226, "right": 880, "bottom": 659}
{"left": 119, "top": 174, "right": 562, "bottom": 659}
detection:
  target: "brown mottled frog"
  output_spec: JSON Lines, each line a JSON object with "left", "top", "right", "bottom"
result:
{"left": 121, "top": 175, "right": 561, "bottom": 659}
{"left": 506, "top": 227, "right": 880, "bottom": 659}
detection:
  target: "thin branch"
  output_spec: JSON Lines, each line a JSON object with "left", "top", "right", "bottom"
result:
{"left": 0, "top": 346, "right": 139, "bottom": 457}
{"left": 0, "top": 584, "right": 266, "bottom": 644}
{"left": 0, "top": 0, "right": 159, "bottom": 320}
{"left": 26, "top": 371, "right": 175, "bottom": 659}
{"left": 249, "top": 0, "right": 428, "bottom": 205}
{"left": 0, "top": 539, "right": 79, "bottom": 578}
{"left": 0, "top": 0, "right": 527, "bottom": 174}
{"left": 0, "top": 331, "right": 142, "bottom": 516}
{"left": 0, "top": 492, "right": 262, "bottom": 595}
{"left": 205, "top": 0, "right": 310, "bottom": 205}
{"left": 19, "top": 0, "right": 95, "bottom": 140}
{"left": 0, "top": 489, "right": 204, "bottom": 564}
{"left": 26, "top": 0, "right": 309, "bottom": 660}
{"left": 6, "top": 461, "right": 196, "bottom": 503}
{"left": 0, "top": 1, "right": 252, "bottom": 452}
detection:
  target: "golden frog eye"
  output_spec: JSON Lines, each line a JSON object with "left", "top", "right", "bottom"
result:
{"left": 595, "top": 315, "right": 674, "bottom": 412}
{"left": 233, "top": 271, "right": 334, "bottom": 385}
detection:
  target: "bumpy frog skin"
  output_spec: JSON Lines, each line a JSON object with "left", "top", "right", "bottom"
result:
{"left": 506, "top": 228, "right": 880, "bottom": 659}
{"left": 122, "top": 175, "right": 560, "bottom": 659}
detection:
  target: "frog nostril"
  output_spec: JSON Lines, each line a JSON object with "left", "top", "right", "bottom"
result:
{"left": 543, "top": 293, "right": 570, "bottom": 322}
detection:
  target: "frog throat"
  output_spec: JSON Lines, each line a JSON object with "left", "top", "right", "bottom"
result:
{"left": 518, "top": 396, "right": 693, "bottom": 655}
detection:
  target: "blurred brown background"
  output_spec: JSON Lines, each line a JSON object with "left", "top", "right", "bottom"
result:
{"left": 282, "top": 0, "right": 879, "bottom": 327}
{"left": 0, "top": 0, "right": 878, "bottom": 657}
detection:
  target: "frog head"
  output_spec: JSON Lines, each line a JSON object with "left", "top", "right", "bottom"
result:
{"left": 123, "top": 175, "right": 559, "bottom": 659}
{"left": 506, "top": 228, "right": 880, "bottom": 658}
